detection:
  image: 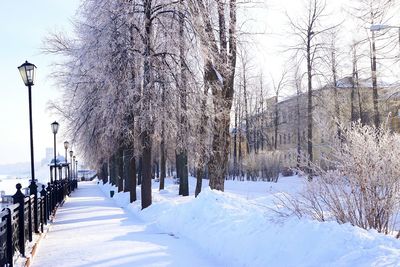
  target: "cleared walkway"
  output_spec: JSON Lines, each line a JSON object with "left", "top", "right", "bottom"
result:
{"left": 31, "top": 181, "right": 215, "bottom": 267}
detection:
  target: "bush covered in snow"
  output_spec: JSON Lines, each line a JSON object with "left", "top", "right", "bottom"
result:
{"left": 282, "top": 123, "right": 400, "bottom": 235}
{"left": 229, "top": 151, "right": 282, "bottom": 182}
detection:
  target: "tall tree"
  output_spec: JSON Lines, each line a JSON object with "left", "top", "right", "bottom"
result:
{"left": 347, "top": 0, "right": 395, "bottom": 128}
{"left": 177, "top": 0, "right": 189, "bottom": 196}
{"left": 287, "top": 0, "right": 335, "bottom": 175}
{"left": 188, "top": 0, "right": 237, "bottom": 191}
{"left": 140, "top": 0, "right": 154, "bottom": 209}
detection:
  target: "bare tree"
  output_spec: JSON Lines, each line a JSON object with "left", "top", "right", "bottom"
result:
{"left": 271, "top": 69, "right": 289, "bottom": 150}
{"left": 347, "top": 0, "right": 395, "bottom": 128}
{"left": 287, "top": 0, "right": 336, "bottom": 176}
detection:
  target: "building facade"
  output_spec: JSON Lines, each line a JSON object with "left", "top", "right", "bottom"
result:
{"left": 240, "top": 77, "right": 400, "bottom": 169}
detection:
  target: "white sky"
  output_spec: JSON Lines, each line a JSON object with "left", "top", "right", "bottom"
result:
{"left": 0, "top": 1, "right": 80, "bottom": 165}
{"left": 0, "top": 0, "right": 399, "bottom": 165}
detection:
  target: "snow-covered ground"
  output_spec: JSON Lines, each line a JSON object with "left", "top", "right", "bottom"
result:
{"left": 31, "top": 181, "right": 218, "bottom": 267}
{"left": 102, "top": 176, "right": 400, "bottom": 267}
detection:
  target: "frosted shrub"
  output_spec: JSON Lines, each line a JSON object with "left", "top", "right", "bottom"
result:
{"left": 242, "top": 151, "right": 282, "bottom": 182}
{"left": 261, "top": 151, "right": 282, "bottom": 182}
{"left": 299, "top": 123, "right": 400, "bottom": 234}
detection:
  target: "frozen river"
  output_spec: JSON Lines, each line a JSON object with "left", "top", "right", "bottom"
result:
{"left": 0, "top": 176, "right": 31, "bottom": 195}
{"left": 0, "top": 175, "right": 29, "bottom": 210}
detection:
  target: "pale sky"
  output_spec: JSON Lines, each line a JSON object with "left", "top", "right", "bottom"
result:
{"left": 0, "top": 0, "right": 398, "bottom": 165}
{"left": 0, "top": 1, "right": 80, "bottom": 165}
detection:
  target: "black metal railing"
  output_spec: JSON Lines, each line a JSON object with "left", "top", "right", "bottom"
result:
{"left": 0, "top": 179, "right": 77, "bottom": 266}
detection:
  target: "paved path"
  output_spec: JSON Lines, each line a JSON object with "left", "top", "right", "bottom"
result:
{"left": 32, "top": 181, "right": 216, "bottom": 267}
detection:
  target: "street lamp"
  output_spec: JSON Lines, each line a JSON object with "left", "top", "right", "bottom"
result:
{"left": 64, "top": 141, "right": 69, "bottom": 180}
{"left": 370, "top": 24, "right": 400, "bottom": 31}
{"left": 18, "top": 61, "right": 37, "bottom": 194}
{"left": 51, "top": 121, "right": 59, "bottom": 183}
{"left": 370, "top": 24, "right": 400, "bottom": 56}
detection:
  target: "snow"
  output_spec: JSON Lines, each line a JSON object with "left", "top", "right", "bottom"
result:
{"left": 103, "top": 177, "right": 400, "bottom": 267}
{"left": 28, "top": 177, "right": 400, "bottom": 266}
{"left": 31, "top": 182, "right": 217, "bottom": 267}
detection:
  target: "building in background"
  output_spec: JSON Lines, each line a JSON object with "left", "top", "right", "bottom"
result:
{"left": 234, "top": 77, "right": 399, "bottom": 170}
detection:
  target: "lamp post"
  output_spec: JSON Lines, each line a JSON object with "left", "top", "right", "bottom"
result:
{"left": 69, "top": 150, "right": 73, "bottom": 180}
{"left": 370, "top": 24, "right": 400, "bottom": 58}
{"left": 51, "top": 121, "right": 59, "bottom": 183}
{"left": 18, "top": 61, "right": 37, "bottom": 193}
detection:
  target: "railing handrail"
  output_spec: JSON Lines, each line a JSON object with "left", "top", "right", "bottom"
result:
{"left": 0, "top": 178, "right": 78, "bottom": 266}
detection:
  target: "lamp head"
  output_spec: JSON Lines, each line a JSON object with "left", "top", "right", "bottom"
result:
{"left": 51, "top": 121, "right": 59, "bottom": 134}
{"left": 18, "top": 61, "right": 37, "bottom": 86}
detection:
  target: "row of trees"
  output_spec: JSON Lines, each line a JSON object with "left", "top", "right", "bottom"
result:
{"left": 46, "top": 0, "right": 400, "bottom": 208}
{"left": 46, "top": 0, "right": 238, "bottom": 209}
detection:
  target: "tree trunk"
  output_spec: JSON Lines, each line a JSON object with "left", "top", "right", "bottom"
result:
{"left": 141, "top": 0, "right": 153, "bottom": 209}
{"left": 175, "top": 153, "right": 181, "bottom": 180}
{"left": 351, "top": 45, "right": 357, "bottom": 122}
{"left": 177, "top": 153, "right": 189, "bottom": 196}
{"left": 117, "top": 147, "right": 123, "bottom": 192}
{"left": 243, "top": 74, "right": 251, "bottom": 154}
{"left": 159, "top": 62, "right": 166, "bottom": 190}
{"left": 124, "top": 148, "right": 136, "bottom": 202}
{"left": 371, "top": 31, "right": 380, "bottom": 128}
{"left": 137, "top": 156, "right": 142, "bottom": 185}
{"left": 274, "top": 96, "right": 278, "bottom": 150}
{"left": 195, "top": 167, "right": 203, "bottom": 197}
{"left": 307, "top": 34, "right": 313, "bottom": 176}
{"left": 331, "top": 50, "right": 341, "bottom": 140}
{"left": 160, "top": 131, "right": 166, "bottom": 190}
{"left": 233, "top": 102, "right": 238, "bottom": 178}
{"left": 101, "top": 162, "right": 108, "bottom": 184}
{"left": 296, "top": 91, "right": 301, "bottom": 168}
{"left": 141, "top": 131, "right": 152, "bottom": 209}
{"left": 123, "top": 149, "right": 129, "bottom": 192}
{"left": 208, "top": 99, "right": 232, "bottom": 191}
{"left": 195, "top": 76, "right": 209, "bottom": 196}
{"left": 130, "top": 155, "right": 137, "bottom": 202}
{"left": 177, "top": 0, "right": 189, "bottom": 196}
{"left": 110, "top": 154, "right": 116, "bottom": 186}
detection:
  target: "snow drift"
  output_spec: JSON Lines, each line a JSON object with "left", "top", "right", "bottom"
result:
{"left": 99, "top": 178, "right": 400, "bottom": 267}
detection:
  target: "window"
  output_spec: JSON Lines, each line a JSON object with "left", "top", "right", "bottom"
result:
{"left": 288, "top": 133, "right": 291, "bottom": 144}
{"left": 279, "top": 134, "right": 282, "bottom": 145}
{"left": 284, "top": 134, "right": 286, "bottom": 144}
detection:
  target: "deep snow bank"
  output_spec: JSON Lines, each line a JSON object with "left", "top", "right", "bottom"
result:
{"left": 98, "top": 179, "right": 400, "bottom": 267}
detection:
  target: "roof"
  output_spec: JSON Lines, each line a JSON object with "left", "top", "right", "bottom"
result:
{"left": 49, "top": 155, "right": 69, "bottom": 167}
